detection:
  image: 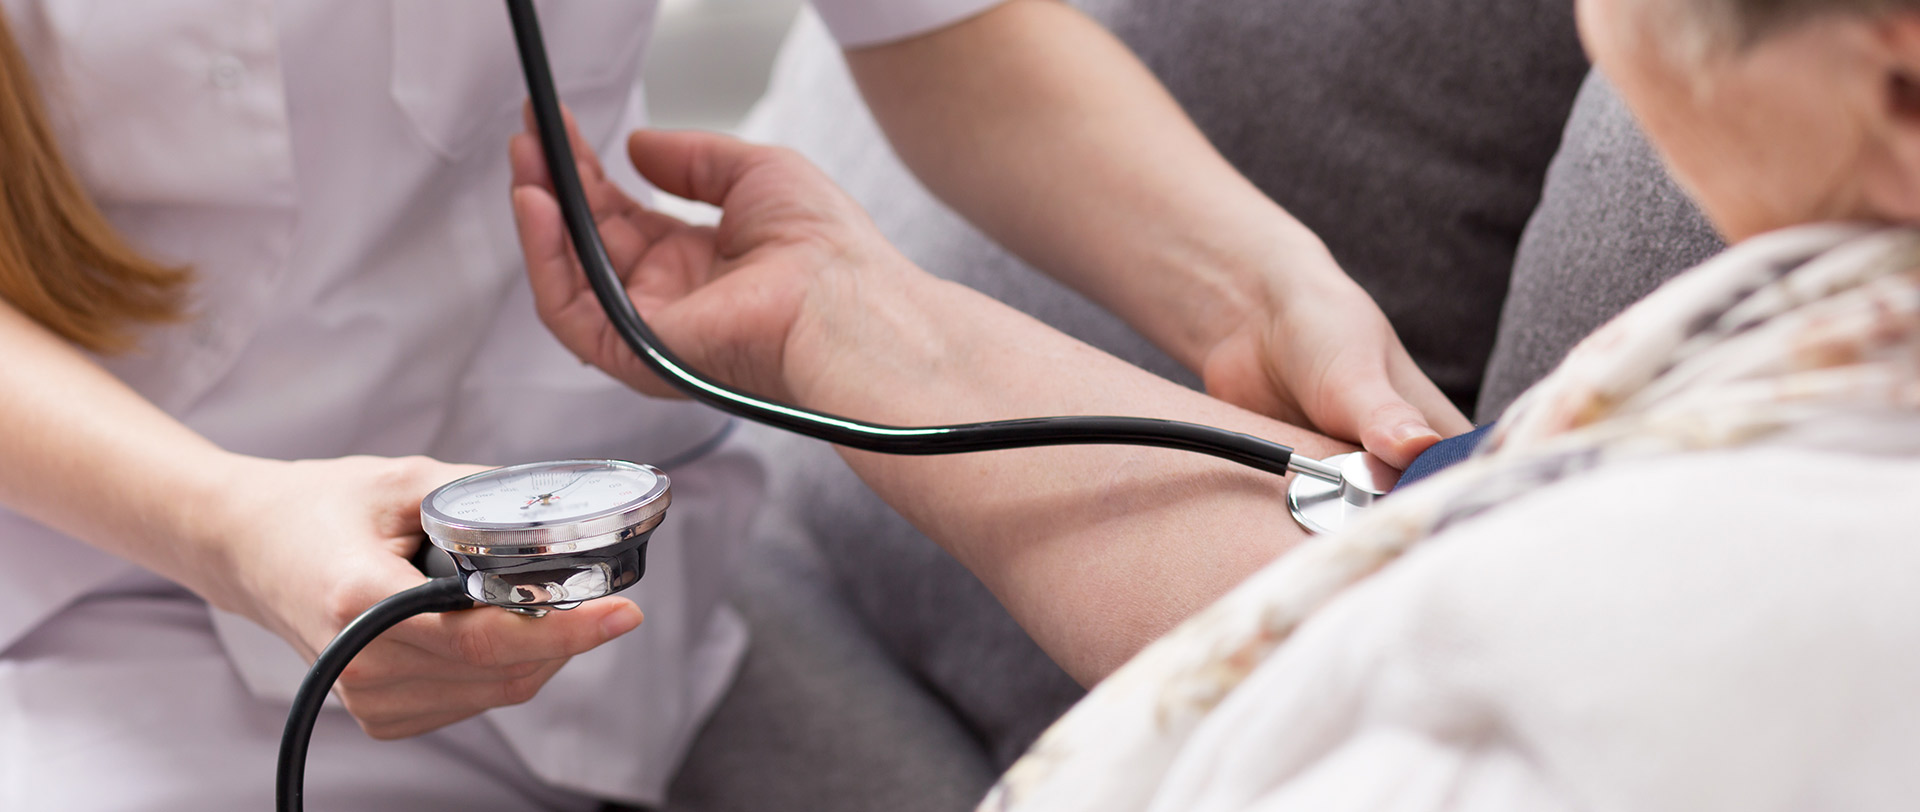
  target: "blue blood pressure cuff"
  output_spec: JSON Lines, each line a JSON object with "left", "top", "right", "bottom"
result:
{"left": 1394, "top": 422, "right": 1496, "bottom": 489}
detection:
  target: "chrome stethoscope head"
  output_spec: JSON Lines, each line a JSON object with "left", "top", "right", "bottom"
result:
{"left": 1286, "top": 452, "right": 1401, "bottom": 534}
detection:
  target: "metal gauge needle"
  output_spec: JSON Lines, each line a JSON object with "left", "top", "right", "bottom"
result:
{"left": 521, "top": 471, "right": 591, "bottom": 509}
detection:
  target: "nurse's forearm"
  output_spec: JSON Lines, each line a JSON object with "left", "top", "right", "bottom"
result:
{"left": 0, "top": 301, "right": 245, "bottom": 598}
{"left": 846, "top": 0, "right": 1339, "bottom": 373}
{"left": 785, "top": 271, "right": 1351, "bottom": 684}
{"left": 0, "top": 301, "right": 647, "bottom": 737}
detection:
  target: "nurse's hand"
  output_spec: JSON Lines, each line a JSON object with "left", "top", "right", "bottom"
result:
{"left": 209, "top": 454, "right": 645, "bottom": 740}
{"left": 1196, "top": 273, "right": 1472, "bottom": 468}
{"left": 509, "top": 117, "right": 914, "bottom": 403}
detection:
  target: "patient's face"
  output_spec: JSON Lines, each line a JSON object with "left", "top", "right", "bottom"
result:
{"left": 1577, "top": 0, "right": 1899, "bottom": 241}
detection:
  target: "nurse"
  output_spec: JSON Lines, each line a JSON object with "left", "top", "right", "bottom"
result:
{"left": 0, "top": 1, "right": 1454, "bottom": 810}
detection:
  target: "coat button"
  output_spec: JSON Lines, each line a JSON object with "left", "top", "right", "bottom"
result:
{"left": 209, "top": 55, "right": 247, "bottom": 90}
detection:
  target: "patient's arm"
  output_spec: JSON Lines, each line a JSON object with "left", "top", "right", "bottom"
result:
{"left": 511, "top": 125, "right": 1349, "bottom": 683}
{"left": 786, "top": 266, "right": 1353, "bottom": 684}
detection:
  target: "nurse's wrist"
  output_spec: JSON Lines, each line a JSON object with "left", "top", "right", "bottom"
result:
{"left": 135, "top": 448, "right": 273, "bottom": 615}
{"left": 1173, "top": 223, "right": 1346, "bottom": 371}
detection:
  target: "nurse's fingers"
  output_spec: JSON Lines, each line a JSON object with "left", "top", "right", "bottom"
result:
{"left": 1335, "top": 377, "right": 1443, "bottom": 471}
{"left": 335, "top": 637, "right": 547, "bottom": 690}
{"left": 1385, "top": 353, "right": 1475, "bottom": 446}
{"left": 343, "top": 658, "right": 571, "bottom": 741}
{"left": 385, "top": 595, "right": 643, "bottom": 670}
{"left": 1309, "top": 349, "right": 1470, "bottom": 470}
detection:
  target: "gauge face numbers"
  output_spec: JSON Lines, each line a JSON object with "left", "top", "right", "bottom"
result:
{"left": 429, "top": 460, "right": 659, "bottom": 527}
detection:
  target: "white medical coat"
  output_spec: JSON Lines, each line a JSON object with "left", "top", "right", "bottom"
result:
{"left": 0, "top": 0, "right": 1000, "bottom": 804}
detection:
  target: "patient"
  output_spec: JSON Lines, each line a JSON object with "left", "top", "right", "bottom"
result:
{"left": 513, "top": 0, "right": 1920, "bottom": 805}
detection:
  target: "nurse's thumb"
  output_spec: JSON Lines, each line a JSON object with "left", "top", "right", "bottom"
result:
{"left": 594, "top": 599, "right": 645, "bottom": 641}
{"left": 1338, "top": 380, "right": 1441, "bottom": 470}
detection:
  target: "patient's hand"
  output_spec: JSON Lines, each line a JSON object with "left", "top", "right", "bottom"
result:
{"left": 508, "top": 113, "right": 914, "bottom": 402}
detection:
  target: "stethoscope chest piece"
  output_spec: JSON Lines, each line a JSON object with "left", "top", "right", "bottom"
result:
{"left": 1287, "top": 452, "right": 1399, "bottom": 535}
{"left": 421, "top": 459, "right": 670, "bottom": 615}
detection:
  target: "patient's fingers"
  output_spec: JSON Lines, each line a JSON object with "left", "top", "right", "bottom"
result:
{"left": 513, "top": 185, "right": 580, "bottom": 315}
{"left": 507, "top": 151, "right": 644, "bottom": 315}
{"left": 511, "top": 113, "right": 554, "bottom": 191}
{"left": 625, "top": 129, "right": 785, "bottom": 208}
{"left": 513, "top": 184, "right": 637, "bottom": 374}
{"left": 517, "top": 102, "right": 603, "bottom": 188}
{"left": 516, "top": 104, "right": 642, "bottom": 233}
{"left": 513, "top": 132, "right": 690, "bottom": 254}
{"left": 511, "top": 107, "right": 632, "bottom": 227}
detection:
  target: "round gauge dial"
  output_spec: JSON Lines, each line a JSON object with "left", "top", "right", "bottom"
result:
{"left": 431, "top": 460, "right": 657, "bottom": 525}
{"left": 422, "top": 459, "right": 670, "bottom": 555}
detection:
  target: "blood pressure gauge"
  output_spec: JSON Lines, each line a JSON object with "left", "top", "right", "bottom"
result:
{"left": 421, "top": 459, "right": 670, "bottom": 615}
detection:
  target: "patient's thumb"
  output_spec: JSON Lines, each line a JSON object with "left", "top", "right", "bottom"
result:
{"left": 626, "top": 129, "right": 768, "bottom": 207}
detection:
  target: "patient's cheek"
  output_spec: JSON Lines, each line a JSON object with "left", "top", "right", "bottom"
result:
{"left": 1656, "top": 23, "right": 1882, "bottom": 235}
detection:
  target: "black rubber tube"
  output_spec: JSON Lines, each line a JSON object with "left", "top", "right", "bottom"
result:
{"left": 504, "top": 0, "right": 1313, "bottom": 480}
{"left": 276, "top": 577, "right": 474, "bottom": 812}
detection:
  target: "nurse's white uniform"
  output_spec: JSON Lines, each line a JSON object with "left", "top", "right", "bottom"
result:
{"left": 0, "top": 1, "right": 1000, "bottom": 809}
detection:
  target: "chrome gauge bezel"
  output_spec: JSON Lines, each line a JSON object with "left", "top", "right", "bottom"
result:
{"left": 421, "top": 459, "right": 671, "bottom": 558}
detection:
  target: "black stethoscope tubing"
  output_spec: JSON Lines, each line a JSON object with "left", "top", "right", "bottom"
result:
{"left": 504, "top": 0, "right": 1341, "bottom": 484}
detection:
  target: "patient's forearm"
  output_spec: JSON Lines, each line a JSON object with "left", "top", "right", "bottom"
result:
{"left": 785, "top": 272, "right": 1352, "bottom": 684}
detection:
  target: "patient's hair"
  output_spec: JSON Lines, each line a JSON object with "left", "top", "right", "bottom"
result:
{"left": 0, "top": 11, "right": 191, "bottom": 353}
{"left": 1705, "top": 0, "right": 1920, "bottom": 48}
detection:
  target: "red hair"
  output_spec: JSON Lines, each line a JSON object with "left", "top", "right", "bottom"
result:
{"left": 0, "top": 9, "right": 191, "bottom": 353}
